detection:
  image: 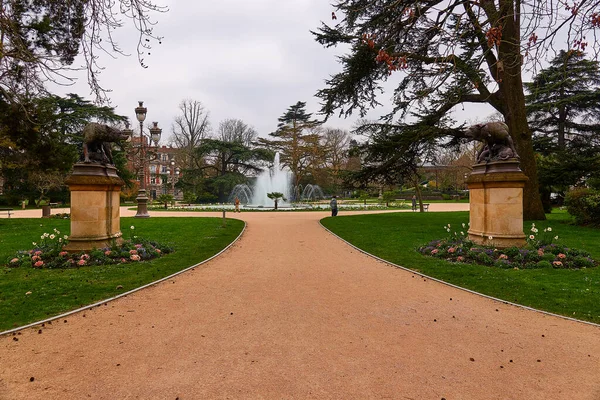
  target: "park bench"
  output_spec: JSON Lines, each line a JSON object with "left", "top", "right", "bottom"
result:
{"left": 0, "top": 208, "right": 13, "bottom": 218}
{"left": 49, "top": 202, "right": 59, "bottom": 208}
{"left": 423, "top": 203, "right": 430, "bottom": 212}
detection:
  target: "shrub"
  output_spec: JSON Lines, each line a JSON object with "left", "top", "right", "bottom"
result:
{"left": 536, "top": 260, "right": 553, "bottom": 269}
{"left": 418, "top": 221, "right": 598, "bottom": 270}
{"left": 565, "top": 188, "right": 600, "bottom": 226}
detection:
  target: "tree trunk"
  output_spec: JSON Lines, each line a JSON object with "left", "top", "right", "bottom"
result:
{"left": 498, "top": 3, "right": 546, "bottom": 220}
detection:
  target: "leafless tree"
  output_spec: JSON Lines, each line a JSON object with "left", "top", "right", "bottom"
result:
{"left": 170, "top": 99, "right": 211, "bottom": 169}
{"left": 217, "top": 119, "right": 258, "bottom": 147}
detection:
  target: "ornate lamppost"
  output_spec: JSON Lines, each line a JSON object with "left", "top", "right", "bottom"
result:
{"left": 133, "top": 101, "right": 162, "bottom": 218}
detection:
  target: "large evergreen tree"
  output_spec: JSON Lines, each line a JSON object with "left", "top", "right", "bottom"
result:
{"left": 525, "top": 50, "right": 600, "bottom": 209}
{"left": 259, "top": 101, "right": 323, "bottom": 189}
{"left": 313, "top": 1, "right": 600, "bottom": 220}
{"left": 0, "top": 94, "right": 127, "bottom": 203}
{"left": 526, "top": 50, "right": 600, "bottom": 151}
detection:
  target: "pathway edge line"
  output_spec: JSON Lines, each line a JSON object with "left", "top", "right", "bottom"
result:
{"left": 319, "top": 219, "right": 600, "bottom": 329}
{"left": 0, "top": 220, "right": 247, "bottom": 337}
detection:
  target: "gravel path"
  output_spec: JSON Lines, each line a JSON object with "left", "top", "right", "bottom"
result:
{"left": 1, "top": 206, "right": 599, "bottom": 399}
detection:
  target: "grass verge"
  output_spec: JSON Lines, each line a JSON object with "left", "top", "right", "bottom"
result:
{"left": 0, "top": 217, "right": 244, "bottom": 331}
{"left": 321, "top": 211, "right": 600, "bottom": 324}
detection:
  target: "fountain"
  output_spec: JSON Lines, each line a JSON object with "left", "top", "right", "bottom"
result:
{"left": 227, "top": 153, "right": 294, "bottom": 208}
{"left": 250, "top": 152, "right": 293, "bottom": 207}
{"left": 228, "top": 184, "right": 253, "bottom": 204}
{"left": 300, "top": 184, "right": 324, "bottom": 201}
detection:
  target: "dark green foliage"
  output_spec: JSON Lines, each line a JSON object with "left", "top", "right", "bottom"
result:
{"left": 0, "top": 93, "right": 127, "bottom": 205}
{"left": 526, "top": 51, "right": 600, "bottom": 209}
{"left": 565, "top": 188, "right": 600, "bottom": 226}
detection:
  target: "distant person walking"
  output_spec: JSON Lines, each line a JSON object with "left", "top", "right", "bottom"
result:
{"left": 411, "top": 195, "right": 417, "bottom": 211}
{"left": 234, "top": 197, "right": 241, "bottom": 213}
{"left": 330, "top": 196, "right": 338, "bottom": 217}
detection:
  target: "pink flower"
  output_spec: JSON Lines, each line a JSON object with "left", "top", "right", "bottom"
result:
{"left": 448, "top": 247, "right": 456, "bottom": 253}
{"left": 457, "top": 256, "right": 464, "bottom": 262}
{"left": 31, "top": 255, "right": 40, "bottom": 262}
{"left": 558, "top": 253, "right": 566, "bottom": 259}
{"left": 130, "top": 254, "right": 141, "bottom": 261}
{"left": 120, "top": 258, "right": 127, "bottom": 263}
{"left": 34, "top": 260, "right": 44, "bottom": 268}
{"left": 59, "top": 251, "right": 68, "bottom": 257}
{"left": 135, "top": 244, "right": 143, "bottom": 249}
{"left": 77, "top": 259, "right": 86, "bottom": 266}
{"left": 499, "top": 254, "right": 508, "bottom": 260}
{"left": 129, "top": 249, "right": 138, "bottom": 255}
{"left": 104, "top": 250, "right": 112, "bottom": 256}
{"left": 553, "top": 261, "right": 563, "bottom": 267}
{"left": 537, "top": 249, "right": 544, "bottom": 256}
{"left": 431, "top": 249, "right": 439, "bottom": 255}
{"left": 80, "top": 254, "right": 90, "bottom": 260}
{"left": 156, "top": 249, "right": 161, "bottom": 254}
{"left": 10, "top": 258, "right": 19, "bottom": 263}
{"left": 34, "top": 251, "right": 42, "bottom": 256}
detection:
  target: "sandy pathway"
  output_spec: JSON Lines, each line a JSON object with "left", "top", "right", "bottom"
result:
{"left": 1, "top": 207, "right": 599, "bottom": 399}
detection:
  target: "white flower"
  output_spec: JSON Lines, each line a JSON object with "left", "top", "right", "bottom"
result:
{"left": 58, "top": 238, "right": 63, "bottom": 243}
{"left": 530, "top": 227, "right": 538, "bottom": 233}
{"left": 447, "top": 224, "right": 451, "bottom": 228}
{"left": 32, "top": 242, "right": 37, "bottom": 246}
{"left": 63, "top": 235, "right": 68, "bottom": 240}
{"left": 40, "top": 235, "right": 44, "bottom": 240}
{"left": 462, "top": 223, "right": 466, "bottom": 228}
{"left": 130, "top": 226, "right": 135, "bottom": 230}
{"left": 49, "top": 234, "right": 55, "bottom": 239}
{"left": 488, "top": 236, "right": 493, "bottom": 240}
{"left": 532, "top": 223, "right": 536, "bottom": 227}
{"left": 554, "top": 236, "right": 559, "bottom": 240}
{"left": 460, "top": 231, "right": 464, "bottom": 236}
{"left": 446, "top": 228, "right": 451, "bottom": 233}
{"left": 547, "top": 227, "right": 552, "bottom": 232}
{"left": 529, "top": 235, "right": 535, "bottom": 239}
{"left": 43, "top": 233, "right": 49, "bottom": 238}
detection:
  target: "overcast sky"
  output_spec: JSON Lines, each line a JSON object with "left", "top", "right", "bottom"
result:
{"left": 54, "top": 0, "right": 498, "bottom": 143}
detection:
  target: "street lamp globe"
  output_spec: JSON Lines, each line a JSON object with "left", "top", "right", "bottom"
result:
{"left": 135, "top": 101, "right": 147, "bottom": 122}
{"left": 149, "top": 122, "right": 162, "bottom": 145}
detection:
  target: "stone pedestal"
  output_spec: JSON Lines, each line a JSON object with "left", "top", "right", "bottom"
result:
{"left": 63, "top": 163, "right": 124, "bottom": 252}
{"left": 467, "top": 160, "right": 528, "bottom": 248}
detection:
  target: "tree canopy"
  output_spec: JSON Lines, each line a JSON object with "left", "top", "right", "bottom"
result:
{"left": 313, "top": 0, "right": 600, "bottom": 219}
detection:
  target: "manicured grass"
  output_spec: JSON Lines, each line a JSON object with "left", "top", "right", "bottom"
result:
{"left": 321, "top": 211, "right": 600, "bottom": 323}
{"left": 0, "top": 217, "right": 244, "bottom": 331}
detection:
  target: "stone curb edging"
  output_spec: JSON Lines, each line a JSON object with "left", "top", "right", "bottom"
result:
{"left": 0, "top": 220, "right": 247, "bottom": 337}
{"left": 319, "top": 219, "right": 600, "bottom": 329}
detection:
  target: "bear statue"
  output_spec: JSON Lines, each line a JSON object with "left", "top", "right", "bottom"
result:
{"left": 82, "top": 123, "right": 129, "bottom": 165}
{"left": 465, "top": 121, "right": 519, "bottom": 163}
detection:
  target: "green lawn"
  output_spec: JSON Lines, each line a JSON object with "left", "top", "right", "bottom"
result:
{"left": 0, "top": 217, "right": 244, "bottom": 331}
{"left": 321, "top": 211, "right": 600, "bottom": 323}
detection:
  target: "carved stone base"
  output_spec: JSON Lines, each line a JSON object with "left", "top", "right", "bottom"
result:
{"left": 467, "top": 162, "right": 528, "bottom": 248}
{"left": 63, "top": 163, "right": 124, "bottom": 252}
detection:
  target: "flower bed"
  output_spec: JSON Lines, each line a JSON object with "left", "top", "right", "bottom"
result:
{"left": 418, "top": 223, "right": 598, "bottom": 269}
{"left": 6, "top": 227, "right": 173, "bottom": 269}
